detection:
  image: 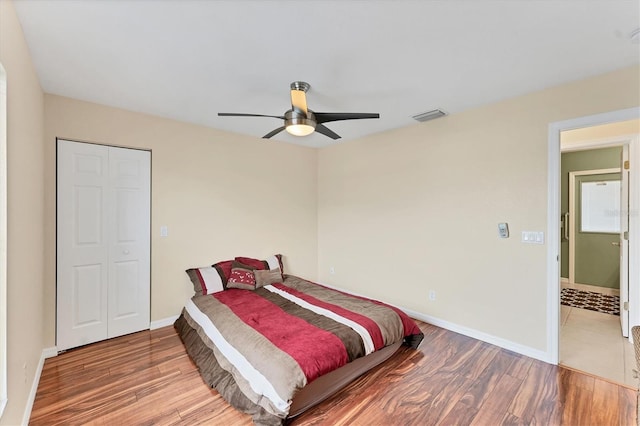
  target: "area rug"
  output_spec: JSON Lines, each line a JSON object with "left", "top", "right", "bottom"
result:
{"left": 561, "top": 288, "right": 620, "bottom": 316}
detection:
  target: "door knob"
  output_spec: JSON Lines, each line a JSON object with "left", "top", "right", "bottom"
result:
{"left": 612, "top": 242, "right": 620, "bottom": 246}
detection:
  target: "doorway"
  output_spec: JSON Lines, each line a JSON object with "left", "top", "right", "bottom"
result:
{"left": 558, "top": 141, "right": 633, "bottom": 385}
{"left": 548, "top": 110, "right": 640, "bottom": 370}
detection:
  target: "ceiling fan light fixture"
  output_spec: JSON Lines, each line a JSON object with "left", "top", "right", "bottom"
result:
{"left": 218, "top": 82, "right": 379, "bottom": 140}
{"left": 285, "top": 123, "right": 316, "bottom": 136}
{"left": 285, "top": 109, "right": 316, "bottom": 136}
{"left": 286, "top": 123, "right": 315, "bottom": 136}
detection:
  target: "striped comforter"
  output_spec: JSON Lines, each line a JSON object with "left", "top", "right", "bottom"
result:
{"left": 178, "top": 275, "right": 424, "bottom": 423}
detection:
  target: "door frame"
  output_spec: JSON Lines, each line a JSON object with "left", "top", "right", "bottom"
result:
{"left": 0, "top": 62, "right": 7, "bottom": 417}
{"left": 547, "top": 106, "right": 640, "bottom": 364}
{"left": 567, "top": 167, "right": 621, "bottom": 285}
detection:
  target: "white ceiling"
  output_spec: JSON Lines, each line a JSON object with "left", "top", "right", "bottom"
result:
{"left": 13, "top": 0, "right": 640, "bottom": 148}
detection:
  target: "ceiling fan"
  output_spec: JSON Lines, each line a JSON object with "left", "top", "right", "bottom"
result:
{"left": 218, "top": 81, "right": 380, "bottom": 140}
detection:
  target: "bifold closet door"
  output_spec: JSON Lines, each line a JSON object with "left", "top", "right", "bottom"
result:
{"left": 57, "top": 140, "right": 150, "bottom": 351}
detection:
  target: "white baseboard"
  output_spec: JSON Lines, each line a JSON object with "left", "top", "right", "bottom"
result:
{"left": 22, "top": 347, "right": 57, "bottom": 425}
{"left": 0, "top": 398, "right": 6, "bottom": 421}
{"left": 401, "top": 308, "right": 550, "bottom": 363}
{"left": 42, "top": 347, "right": 57, "bottom": 358}
{"left": 320, "top": 281, "right": 551, "bottom": 363}
{"left": 150, "top": 315, "right": 178, "bottom": 330}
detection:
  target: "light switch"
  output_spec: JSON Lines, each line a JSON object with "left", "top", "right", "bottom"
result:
{"left": 522, "top": 231, "right": 544, "bottom": 244}
{"left": 160, "top": 226, "right": 168, "bottom": 237}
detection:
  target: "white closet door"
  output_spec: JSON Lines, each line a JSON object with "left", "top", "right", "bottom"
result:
{"left": 57, "top": 141, "right": 110, "bottom": 350}
{"left": 57, "top": 140, "right": 150, "bottom": 351}
{"left": 107, "top": 145, "right": 150, "bottom": 338}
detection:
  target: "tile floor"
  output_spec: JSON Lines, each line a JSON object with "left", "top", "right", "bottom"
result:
{"left": 560, "top": 303, "right": 638, "bottom": 388}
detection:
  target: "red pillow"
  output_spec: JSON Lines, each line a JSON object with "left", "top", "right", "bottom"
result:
{"left": 226, "top": 262, "right": 257, "bottom": 290}
{"left": 234, "top": 257, "right": 267, "bottom": 270}
{"left": 212, "top": 260, "right": 234, "bottom": 288}
{"left": 235, "top": 254, "right": 283, "bottom": 273}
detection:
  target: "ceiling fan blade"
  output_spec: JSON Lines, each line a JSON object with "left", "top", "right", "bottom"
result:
{"left": 290, "top": 89, "right": 308, "bottom": 116}
{"left": 314, "top": 124, "right": 341, "bottom": 140}
{"left": 314, "top": 112, "right": 380, "bottom": 124}
{"left": 218, "top": 113, "right": 285, "bottom": 119}
{"left": 263, "top": 126, "right": 286, "bottom": 139}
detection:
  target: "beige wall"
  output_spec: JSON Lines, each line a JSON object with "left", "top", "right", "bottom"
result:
{"left": 43, "top": 95, "right": 318, "bottom": 346}
{"left": 318, "top": 65, "right": 640, "bottom": 353}
{"left": 0, "top": 0, "right": 46, "bottom": 424}
{"left": 562, "top": 118, "right": 640, "bottom": 148}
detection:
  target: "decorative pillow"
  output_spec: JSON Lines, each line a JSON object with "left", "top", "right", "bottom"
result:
{"left": 254, "top": 268, "right": 283, "bottom": 288}
{"left": 235, "top": 254, "right": 283, "bottom": 273}
{"left": 226, "top": 262, "right": 257, "bottom": 290}
{"left": 212, "top": 259, "right": 234, "bottom": 289}
{"left": 186, "top": 266, "right": 226, "bottom": 296}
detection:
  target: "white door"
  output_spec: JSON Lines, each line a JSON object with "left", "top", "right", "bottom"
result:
{"left": 57, "top": 141, "right": 109, "bottom": 350}
{"left": 107, "top": 146, "right": 151, "bottom": 338}
{"left": 620, "top": 144, "right": 630, "bottom": 337}
{"left": 57, "top": 140, "right": 150, "bottom": 351}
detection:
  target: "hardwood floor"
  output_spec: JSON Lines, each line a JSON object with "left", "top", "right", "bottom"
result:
{"left": 30, "top": 320, "right": 636, "bottom": 425}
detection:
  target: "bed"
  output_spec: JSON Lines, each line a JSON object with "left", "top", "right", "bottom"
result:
{"left": 175, "top": 255, "right": 424, "bottom": 425}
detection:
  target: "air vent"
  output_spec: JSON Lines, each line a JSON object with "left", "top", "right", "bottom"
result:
{"left": 412, "top": 109, "right": 447, "bottom": 122}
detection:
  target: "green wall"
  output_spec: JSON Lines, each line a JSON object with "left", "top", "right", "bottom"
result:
{"left": 560, "top": 147, "right": 622, "bottom": 288}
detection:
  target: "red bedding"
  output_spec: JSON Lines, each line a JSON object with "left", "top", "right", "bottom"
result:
{"left": 177, "top": 274, "right": 424, "bottom": 424}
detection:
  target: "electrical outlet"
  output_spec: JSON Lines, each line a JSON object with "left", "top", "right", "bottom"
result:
{"left": 329, "top": 266, "right": 335, "bottom": 274}
{"left": 428, "top": 290, "right": 436, "bottom": 301}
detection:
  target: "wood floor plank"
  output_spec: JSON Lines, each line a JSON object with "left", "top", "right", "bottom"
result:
{"left": 457, "top": 348, "right": 517, "bottom": 411}
{"left": 508, "top": 360, "right": 554, "bottom": 423}
{"left": 501, "top": 412, "right": 527, "bottom": 426}
{"left": 406, "top": 371, "right": 472, "bottom": 426}
{"left": 505, "top": 351, "right": 534, "bottom": 380}
{"left": 469, "top": 373, "right": 522, "bottom": 426}
{"left": 438, "top": 397, "right": 479, "bottom": 426}
{"left": 560, "top": 369, "right": 594, "bottom": 426}
{"left": 528, "top": 363, "right": 564, "bottom": 426}
{"left": 619, "top": 386, "right": 637, "bottom": 426}
{"left": 591, "top": 378, "right": 620, "bottom": 426}
{"left": 29, "top": 321, "right": 637, "bottom": 425}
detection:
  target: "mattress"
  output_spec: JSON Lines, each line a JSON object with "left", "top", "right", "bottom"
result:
{"left": 175, "top": 275, "right": 424, "bottom": 424}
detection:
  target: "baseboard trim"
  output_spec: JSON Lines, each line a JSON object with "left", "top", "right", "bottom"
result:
{"left": 42, "top": 347, "right": 57, "bottom": 358}
{"left": 400, "top": 308, "right": 550, "bottom": 363}
{"left": 22, "top": 347, "right": 57, "bottom": 425}
{"left": 319, "top": 281, "right": 550, "bottom": 363}
{"left": 0, "top": 398, "right": 6, "bottom": 421}
{"left": 150, "top": 315, "right": 178, "bottom": 330}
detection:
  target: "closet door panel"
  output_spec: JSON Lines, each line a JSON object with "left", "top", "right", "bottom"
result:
{"left": 107, "top": 146, "right": 150, "bottom": 338}
{"left": 57, "top": 141, "right": 109, "bottom": 351}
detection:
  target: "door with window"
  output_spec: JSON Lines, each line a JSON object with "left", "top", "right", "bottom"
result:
{"left": 569, "top": 166, "right": 628, "bottom": 336}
